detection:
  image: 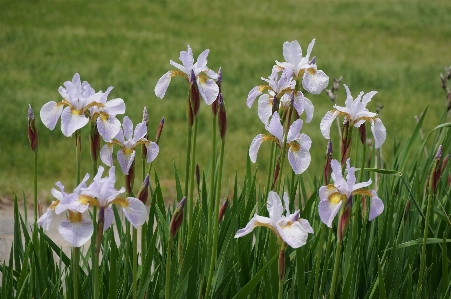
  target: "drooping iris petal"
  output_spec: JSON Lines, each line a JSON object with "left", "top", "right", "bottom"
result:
{"left": 288, "top": 134, "right": 312, "bottom": 174}
{"left": 40, "top": 101, "right": 64, "bottom": 130}
{"left": 247, "top": 86, "right": 265, "bottom": 108}
{"left": 302, "top": 69, "right": 329, "bottom": 95}
{"left": 369, "top": 191, "right": 384, "bottom": 221}
{"left": 58, "top": 213, "right": 93, "bottom": 247}
{"left": 37, "top": 209, "right": 54, "bottom": 231}
{"left": 155, "top": 71, "right": 173, "bottom": 99}
{"left": 120, "top": 197, "right": 148, "bottom": 228}
{"left": 320, "top": 110, "right": 339, "bottom": 139}
{"left": 303, "top": 97, "right": 314, "bottom": 123}
{"left": 371, "top": 118, "right": 387, "bottom": 149}
{"left": 257, "top": 94, "right": 273, "bottom": 124}
{"left": 97, "top": 116, "right": 121, "bottom": 142}
{"left": 103, "top": 207, "right": 114, "bottom": 231}
{"left": 276, "top": 220, "right": 309, "bottom": 248}
{"left": 100, "top": 144, "right": 114, "bottom": 167}
{"left": 61, "top": 107, "right": 89, "bottom": 137}
{"left": 287, "top": 119, "right": 303, "bottom": 143}
{"left": 117, "top": 149, "right": 136, "bottom": 175}
{"left": 234, "top": 214, "right": 271, "bottom": 238}
{"left": 132, "top": 122, "right": 148, "bottom": 143}
{"left": 318, "top": 197, "right": 342, "bottom": 228}
{"left": 104, "top": 98, "right": 126, "bottom": 115}
{"left": 146, "top": 142, "right": 159, "bottom": 163}
{"left": 249, "top": 134, "right": 264, "bottom": 163}
{"left": 266, "top": 112, "right": 283, "bottom": 144}
{"left": 197, "top": 77, "right": 219, "bottom": 105}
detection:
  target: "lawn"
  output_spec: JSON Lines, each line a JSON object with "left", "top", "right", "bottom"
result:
{"left": 0, "top": 0, "right": 450, "bottom": 201}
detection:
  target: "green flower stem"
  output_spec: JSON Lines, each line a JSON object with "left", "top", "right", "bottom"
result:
{"left": 278, "top": 249, "right": 285, "bottom": 299}
{"left": 133, "top": 227, "right": 138, "bottom": 299}
{"left": 165, "top": 238, "right": 173, "bottom": 299}
{"left": 124, "top": 220, "right": 130, "bottom": 289}
{"left": 313, "top": 224, "right": 325, "bottom": 299}
{"left": 92, "top": 206, "right": 99, "bottom": 299}
{"left": 278, "top": 279, "right": 283, "bottom": 299}
{"left": 74, "top": 129, "right": 82, "bottom": 299}
{"left": 33, "top": 152, "right": 38, "bottom": 223}
{"left": 188, "top": 116, "right": 198, "bottom": 235}
{"left": 319, "top": 228, "right": 332, "bottom": 295}
{"left": 330, "top": 225, "right": 343, "bottom": 299}
{"left": 207, "top": 114, "right": 217, "bottom": 251}
{"left": 184, "top": 123, "right": 193, "bottom": 226}
{"left": 205, "top": 137, "right": 225, "bottom": 298}
{"left": 418, "top": 190, "right": 433, "bottom": 294}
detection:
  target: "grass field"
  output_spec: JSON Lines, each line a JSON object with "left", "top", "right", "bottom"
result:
{"left": 1, "top": 0, "right": 450, "bottom": 201}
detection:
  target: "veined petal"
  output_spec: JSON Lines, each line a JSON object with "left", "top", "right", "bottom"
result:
{"left": 371, "top": 118, "right": 386, "bottom": 148}
{"left": 318, "top": 198, "right": 342, "bottom": 228}
{"left": 352, "top": 179, "right": 372, "bottom": 192}
{"left": 194, "top": 49, "right": 209, "bottom": 74}
{"left": 179, "top": 45, "right": 194, "bottom": 72}
{"left": 204, "top": 68, "right": 218, "bottom": 80}
{"left": 155, "top": 71, "right": 173, "bottom": 99}
{"left": 249, "top": 134, "right": 264, "bottom": 163}
{"left": 343, "top": 84, "right": 354, "bottom": 107}
{"left": 122, "top": 116, "right": 133, "bottom": 141}
{"left": 51, "top": 188, "right": 64, "bottom": 201}
{"left": 303, "top": 97, "right": 314, "bottom": 123}
{"left": 117, "top": 149, "right": 135, "bottom": 175}
{"left": 103, "top": 207, "right": 114, "bottom": 231}
{"left": 302, "top": 69, "right": 329, "bottom": 94}
{"left": 299, "top": 218, "right": 314, "bottom": 234}
{"left": 257, "top": 94, "right": 273, "bottom": 125}
{"left": 283, "top": 40, "right": 302, "bottom": 67}
{"left": 37, "top": 210, "right": 53, "bottom": 231}
{"left": 282, "top": 192, "right": 290, "bottom": 214}
{"left": 197, "top": 77, "right": 219, "bottom": 105}
{"left": 362, "top": 91, "right": 377, "bottom": 106}
{"left": 266, "top": 112, "right": 283, "bottom": 144}
{"left": 234, "top": 214, "right": 271, "bottom": 238}
{"left": 58, "top": 86, "right": 69, "bottom": 99}
{"left": 287, "top": 119, "right": 303, "bottom": 143}
{"left": 121, "top": 197, "right": 148, "bottom": 228}
{"left": 146, "top": 142, "right": 159, "bottom": 163}
{"left": 369, "top": 190, "right": 384, "bottom": 221}
{"left": 306, "top": 39, "right": 316, "bottom": 60}
{"left": 97, "top": 116, "right": 121, "bottom": 142}
{"left": 346, "top": 159, "right": 356, "bottom": 191}
{"left": 169, "top": 60, "right": 187, "bottom": 74}
{"left": 132, "top": 122, "right": 147, "bottom": 142}
{"left": 100, "top": 144, "right": 114, "bottom": 167}
{"left": 330, "top": 159, "right": 345, "bottom": 187}
{"left": 40, "top": 101, "right": 64, "bottom": 130}
{"left": 247, "top": 86, "right": 264, "bottom": 108}
{"left": 288, "top": 139, "right": 311, "bottom": 174}
{"left": 318, "top": 185, "right": 339, "bottom": 201}
{"left": 58, "top": 214, "right": 93, "bottom": 247}
{"left": 276, "top": 220, "right": 309, "bottom": 248}
{"left": 104, "top": 98, "right": 125, "bottom": 116}
{"left": 320, "top": 110, "right": 338, "bottom": 139}
{"left": 267, "top": 191, "right": 283, "bottom": 224}
{"left": 61, "top": 107, "right": 89, "bottom": 137}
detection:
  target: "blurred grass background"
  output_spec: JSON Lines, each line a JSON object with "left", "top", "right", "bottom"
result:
{"left": 0, "top": 0, "right": 450, "bottom": 202}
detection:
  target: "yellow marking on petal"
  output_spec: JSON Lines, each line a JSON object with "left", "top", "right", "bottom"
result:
{"left": 197, "top": 75, "right": 208, "bottom": 84}
{"left": 85, "top": 101, "right": 105, "bottom": 111}
{"left": 123, "top": 148, "right": 134, "bottom": 155}
{"left": 328, "top": 192, "right": 343, "bottom": 204}
{"left": 58, "top": 100, "right": 70, "bottom": 108}
{"left": 49, "top": 200, "right": 60, "bottom": 211}
{"left": 296, "top": 69, "right": 306, "bottom": 80}
{"left": 99, "top": 111, "right": 109, "bottom": 121}
{"left": 78, "top": 195, "right": 99, "bottom": 207}
{"left": 307, "top": 67, "right": 317, "bottom": 75}
{"left": 289, "top": 142, "right": 300, "bottom": 153}
{"left": 258, "top": 85, "right": 272, "bottom": 92}
{"left": 279, "top": 221, "right": 294, "bottom": 229}
{"left": 109, "top": 197, "right": 129, "bottom": 208}
{"left": 71, "top": 108, "right": 83, "bottom": 116}
{"left": 255, "top": 221, "right": 279, "bottom": 237}
{"left": 262, "top": 135, "right": 279, "bottom": 143}
{"left": 170, "top": 70, "right": 187, "bottom": 78}
{"left": 68, "top": 211, "right": 82, "bottom": 223}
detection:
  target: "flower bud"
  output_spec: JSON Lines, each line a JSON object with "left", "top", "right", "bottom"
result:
{"left": 141, "top": 107, "right": 149, "bottom": 160}
{"left": 28, "top": 105, "right": 38, "bottom": 153}
{"left": 271, "top": 157, "right": 281, "bottom": 190}
{"left": 155, "top": 117, "right": 165, "bottom": 145}
{"left": 325, "top": 88, "right": 335, "bottom": 102}
{"left": 272, "top": 95, "right": 279, "bottom": 114}
{"left": 189, "top": 70, "right": 200, "bottom": 117}
{"left": 340, "top": 118, "right": 351, "bottom": 165}
{"left": 332, "top": 76, "right": 342, "bottom": 92}
{"left": 195, "top": 164, "right": 200, "bottom": 191}
{"left": 90, "top": 122, "right": 100, "bottom": 164}
{"left": 218, "top": 94, "right": 227, "bottom": 140}
{"left": 218, "top": 199, "right": 228, "bottom": 223}
{"left": 358, "top": 123, "right": 366, "bottom": 145}
{"left": 125, "top": 160, "right": 135, "bottom": 196}
{"left": 403, "top": 200, "right": 411, "bottom": 221}
{"left": 137, "top": 175, "right": 150, "bottom": 204}
{"left": 338, "top": 195, "right": 352, "bottom": 242}
{"left": 170, "top": 197, "right": 186, "bottom": 239}
{"left": 309, "top": 56, "right": 316, "bottom": 65}
{"left": 278, "top": 250, "right": 285, "bottom": 281}
{"left": 431, "top": 146, "right": 446, "bottom": 193}
{"left": 324, "top": 140, "right": 333, "bottom": 185}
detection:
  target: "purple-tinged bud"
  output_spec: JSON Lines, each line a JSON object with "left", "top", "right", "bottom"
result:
{"left": 218, "top": 199, "right": 228, "bottom": 223}
{"left": 216, "top": 67, "right": 222, "bottom": 85}
{"left": 340, "top": 118, "right": 351, "bottom": 166}
{"left": 434, "top": 145, "right": 443, "bottom": 160}
{"left": 170, "top": 197, "right": 186, "bottom": 239}
{"left": 187, "top": 96, "right": 194, "bottom": 127}
{"left": 332, "top": 77, "right": 342, "bottom": 92}
{"left": 338, "top": 206, "right": 351, "bottom": 242}
{"left": 218, "top": 94, "right": 227, "bottom": 140}
{"left": 189, "top": 70, "right": 200, "bottom": 117}
{"left": 28, "top": 104, "right": 38, "bottom": 153}
{"left": 195, "top": 164, "right": 200, "bottom": 191}
{"left": 155, "top": 117, "right": 165, "bottom": 145}
{"left": 212, "top": 68, "right": 222, "bottom": 116}
{"left": 90, "top": 122, "right": 100, "bottom": 164}
{"left": 141, "top": 107, "right": 149, "bottom": 160}
{"left": 142, "top": 107, "right": 149, "bottom": 125}
{"left": 278, "top": 250, "right": 285, "bottom": 281}
{"left": 96, "top": 207, "right": 105, "bottom": 254}
{"left": 37, "top": 199, "right": 43, "bottom": 218}
{"left": 358, "top": 123, "right": 367, "bottom": 145}
{"left": 309, "top": 56, "right": 316, "bottom": 65}
{"left": 272, "top": 95, "right": 279, "bottom": 114}
{"left": 125, "top": 160, "right": 136, "bottom": 196}
{"left": 324, "top": 140, "right": 333, "bottom": 185}
{"left": 289, "top": 210, "right": 300, "bottom": 223}
{"left": 431, "top": 146, "right": 446, "bottom": 193}
{"left": 137, "top": 175, "right": 150, "bottom": 205}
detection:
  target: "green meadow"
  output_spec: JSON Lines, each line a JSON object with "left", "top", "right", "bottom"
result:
{"left": 1, "top": 0, "right": 450, "bottom": 201}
